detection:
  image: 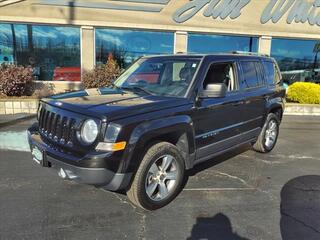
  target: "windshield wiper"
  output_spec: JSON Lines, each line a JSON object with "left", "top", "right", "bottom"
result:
{"left": 110, "top": 83, "right": 122, "bottom": 91}
{"left": 120, "top": 86, "right": 153, "bottom": 96}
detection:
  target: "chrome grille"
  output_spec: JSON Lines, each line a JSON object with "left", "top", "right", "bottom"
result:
{"left": 39, "top": 107, "right": 76, "bottom": 148}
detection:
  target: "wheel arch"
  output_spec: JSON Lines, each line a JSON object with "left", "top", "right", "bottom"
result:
{"left": 123, "top": 115, "right": 196, "bottom": 175}
{"left": 265, "top": 97, "right": 285, "bottom": 122}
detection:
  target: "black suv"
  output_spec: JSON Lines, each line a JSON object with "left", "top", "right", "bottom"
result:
{"left": 28, "top": 53, "right": 285, "bottom": 210}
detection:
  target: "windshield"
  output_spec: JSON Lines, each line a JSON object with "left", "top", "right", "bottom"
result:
{"left": 114, "top": 58, "right": 200, "bottom": 97}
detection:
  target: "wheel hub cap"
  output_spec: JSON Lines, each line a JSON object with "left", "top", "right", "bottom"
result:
{"left": 265, "top": 120, "right": 277, "bottom": 148}
{"left": 145, "top": 155, "right": 178, "bottom": 202}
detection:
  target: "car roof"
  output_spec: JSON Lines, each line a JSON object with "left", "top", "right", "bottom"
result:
{"left": 143, "top": 52, "right": 274, "bottom": 61}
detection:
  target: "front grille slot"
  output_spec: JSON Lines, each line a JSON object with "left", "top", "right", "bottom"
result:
{"left": 39, "top": 108, "right": 76, "bottom": 148}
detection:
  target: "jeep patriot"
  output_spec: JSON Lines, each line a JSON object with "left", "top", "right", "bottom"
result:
{"left": 28, "top": 53, "right": 286, "bottom": 210}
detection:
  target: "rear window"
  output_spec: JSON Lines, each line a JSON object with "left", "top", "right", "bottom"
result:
{"left": 240, "top": 61, "right": 262, "bottom": 89}
{"left": 263, "top": 61, "right": 281, "bottom": 85}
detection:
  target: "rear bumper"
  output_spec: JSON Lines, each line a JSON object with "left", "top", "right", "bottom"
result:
{"left": 27, "top": 124, "right": 132, "bottom": 191}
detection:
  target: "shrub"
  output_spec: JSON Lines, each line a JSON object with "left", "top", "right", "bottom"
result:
{"left": 0, "top": 64, "right": 33, "bottom": 97}
{"left": 287, "top": 82, "right": 320, "bottom": 104}
{"left": 82, "top": 54, "right": 121, "bottom": 89}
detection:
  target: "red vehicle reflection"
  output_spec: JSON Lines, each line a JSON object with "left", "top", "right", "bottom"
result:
{"left": 53, "top": 67, "right": 81, "bottom": 81}
{"left": 128, "top": 72, "right": 160, "bottom": 84}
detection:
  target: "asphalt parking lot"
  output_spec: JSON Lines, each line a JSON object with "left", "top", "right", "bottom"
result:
{"left": 0, "top": 116, "right": 319, "bottom": 240}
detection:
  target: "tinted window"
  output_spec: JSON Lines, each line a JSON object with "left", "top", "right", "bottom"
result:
{"left": 271, "top": 38, "right": 320, "bottom": 84}
{"left": 263, "top": 61, "right": 282, "bottom": 86}
{"left": 263, "top": 61, "right": 275, "bottom": 85}
{"left": 188, "top": 34, "right": 259, "bottom": 53}
{"left": 240, "top": 61, "right": 260, "bottom": 89}
{"left": 96, "top": 29, "right": 174, "bottom": 68}
{"left": 203, "top": 63, "right": 236, "bottom": 92}
{"left": 0, "top": 23, "right": 81, "bottom": 81}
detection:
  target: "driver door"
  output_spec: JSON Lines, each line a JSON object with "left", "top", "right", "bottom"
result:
{"left": 193, "top": 60, "right": 246, "bottom": 163}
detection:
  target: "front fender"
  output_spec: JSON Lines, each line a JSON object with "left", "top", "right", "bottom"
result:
{"left": 121, "top": 115, "right": 195, "bottom": 173}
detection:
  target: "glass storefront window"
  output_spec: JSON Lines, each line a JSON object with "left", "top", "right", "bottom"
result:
{"left": 188, "top": 33, "right": 259, "bottom": 54}
{"left": 96, "top": 28, "right": 174, "bottom": 68}
{"left": 0, "top": 23, "right": 80, "bottom": 81}
{"left": 271, "top": 38, "right": 320, "bottom": 84}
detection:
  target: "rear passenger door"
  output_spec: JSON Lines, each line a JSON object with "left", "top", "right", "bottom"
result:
{"left": 238, "top": 60, "right": 267, "bottom": 135}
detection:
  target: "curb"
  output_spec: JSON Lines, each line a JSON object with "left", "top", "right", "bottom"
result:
{"left": 284, "top": 103, "right": 320, "bottom": 116}
{"left": 0, "top": 114, "right": 36, "bottom": 128}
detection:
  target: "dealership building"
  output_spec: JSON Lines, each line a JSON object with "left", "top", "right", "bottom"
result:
{"left": 0, "top": 0, "right": 319, "bottom": 91}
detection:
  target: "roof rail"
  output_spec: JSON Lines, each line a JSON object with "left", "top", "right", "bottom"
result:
{"left": 231, "top": 51, "right": 270, "bottom": 57}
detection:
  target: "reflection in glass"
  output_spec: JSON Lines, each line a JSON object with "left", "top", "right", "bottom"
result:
{"left": 271, "top": 38, "right": 320, "bottom": 84}
{"left": 114, "top": 57, "right": 200, "bottom": 97}
{"left": 96, "top": 29, "right": 174, "bottom": 68}
{"left": 188, "top": 33, "right": 259, "bottom": 54}
{"left": 0, "top": 23, "right": 81, "bottom": 81}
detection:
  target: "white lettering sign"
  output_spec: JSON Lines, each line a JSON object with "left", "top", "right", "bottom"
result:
{"left": 173, "top": 0, "right": 250, "bottom": 23}
{"left": 261, "top": 0, "right": 320, "bottom": 26}
{"left": 173, "top": 0, "right": 320, "bottom": 27}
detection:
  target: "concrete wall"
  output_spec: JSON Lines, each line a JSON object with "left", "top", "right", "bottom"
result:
{"left": 0, "top": 99, "right": 38, "bottom": 114}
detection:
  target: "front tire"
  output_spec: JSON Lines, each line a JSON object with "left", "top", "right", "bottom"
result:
{"left": 127, "top": 142, "right": 185, "bottom": 210}
{"left": 253, "top": 113, "right": 280, "bottom": 153}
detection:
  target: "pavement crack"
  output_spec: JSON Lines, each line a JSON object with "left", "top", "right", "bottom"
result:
{"left": 213, "top": 170, "right": 276, "bottom": 200}
{"left": 104, "top": 191, "right": 137, "bottom": 210}
{"left": 242, "top": 154, "right": 319, "bottom": 165}
{"left": 213, "top": 170, "right": 250, "bottom": 187}
{"left": 281, "top": 211, "right": 320, "bottom": 235}
{"left": 136, "top": 212, "right": 147, "bottom": 240}
{"left": 113, "top": 192, "right": 137, "bottom": 209}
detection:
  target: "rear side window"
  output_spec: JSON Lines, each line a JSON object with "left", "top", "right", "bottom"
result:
{"left": 263, "top": 61, "right": 281, "bottom": 85}
{"left": 240, "top": 61, "right": 261, "bottom": 89}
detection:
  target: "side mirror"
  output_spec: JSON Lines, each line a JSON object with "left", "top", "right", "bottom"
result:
{"left": 200, "top": 83, "right": 227, "bottom": 98}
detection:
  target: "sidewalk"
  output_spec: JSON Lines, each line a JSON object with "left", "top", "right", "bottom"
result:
{"left": 0, "top": 113, "right": 36, "bottom": 128}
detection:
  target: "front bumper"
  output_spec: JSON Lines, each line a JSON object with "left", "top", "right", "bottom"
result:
{"left": 27, "top": 125, "right": 132, "bottom": 191}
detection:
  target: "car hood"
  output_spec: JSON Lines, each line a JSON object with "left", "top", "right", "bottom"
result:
{"left": 42, "top": 87, "right": 190, "bottom": 120}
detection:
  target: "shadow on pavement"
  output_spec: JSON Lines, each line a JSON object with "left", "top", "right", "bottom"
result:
{"left": 187, "top": 213, "right": 249, "bottom": 240}
{"left": 280, "top": 175, "right": 320, "bottom": 240}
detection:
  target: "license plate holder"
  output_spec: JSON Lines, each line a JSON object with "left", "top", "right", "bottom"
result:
{"left": 31, "top": 145, "right": 49, "bottom": 167}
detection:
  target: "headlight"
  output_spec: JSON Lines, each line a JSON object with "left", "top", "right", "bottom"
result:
{"left": 79, "top": 119, "right": 99, "bottom": 144}
{"left": 104, "top": 123, "right": 121, "bottom": 142}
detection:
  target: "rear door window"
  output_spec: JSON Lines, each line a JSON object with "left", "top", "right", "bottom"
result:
{"left": 239, "top": 61, "right": 261, "bottom": 89}
{"left": 263, "top": 61, "right": 282, "bottom": 85}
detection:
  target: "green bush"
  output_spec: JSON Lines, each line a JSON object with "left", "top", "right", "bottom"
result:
{"left": 287, "top": 82, "right": 320, "bottom": 104}
{"left": 0, "top": 64, "right": 33, "bottom": 97}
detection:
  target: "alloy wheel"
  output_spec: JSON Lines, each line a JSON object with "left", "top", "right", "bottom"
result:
{"left": 265, "top": 119, "right": 278, "bottom": 148}
{"left": 145, "top": 155, "right": 178, "bottom": 202}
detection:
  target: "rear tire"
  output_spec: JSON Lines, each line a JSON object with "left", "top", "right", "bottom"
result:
{"left": 253, "top": 113, "right": 280, "bottom": 153}
{"left": 127, "top": 142, "right": 185, "bottom": 210}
